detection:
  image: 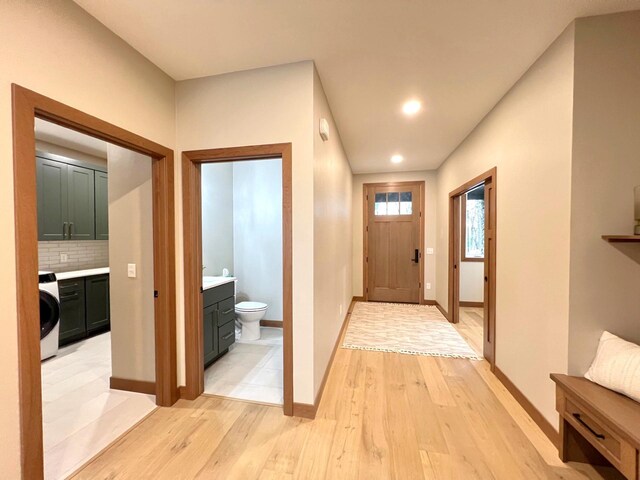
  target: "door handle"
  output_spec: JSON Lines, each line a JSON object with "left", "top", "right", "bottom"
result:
{"left": 412, "top": 249, "right": 419, "bottom": 263}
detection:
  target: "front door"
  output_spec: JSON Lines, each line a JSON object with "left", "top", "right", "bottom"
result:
{"left": 365, "top": 182, "right": 422, "bottom": 303}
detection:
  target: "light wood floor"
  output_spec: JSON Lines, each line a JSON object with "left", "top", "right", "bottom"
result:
{"left": 72, "top": 304, "right": 617, "bottom": 480}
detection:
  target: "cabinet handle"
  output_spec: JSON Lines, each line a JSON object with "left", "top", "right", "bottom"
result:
{"left": 63, "top": 222, "right": 68, "bottom": 240}
{"left": 222, "top": 308, "right": 234, "bottom": 315}
{"left": 60, "top": 283, "right": 78, "bottom": 289}
{"left": 572, "top": 413, "right": 605, "bottom": 440}
{"left": 221, "top": 332, "right": 234, "bottom": 341}
{"left": 69, "top": 222, "right": 74, "bottom": 239}
{"left": 60, "top": 293, "right": 78, "bottom": 300}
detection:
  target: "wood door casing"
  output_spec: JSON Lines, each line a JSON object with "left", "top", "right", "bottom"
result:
{"left": 448, "top": 167, "right": 497, "bottom": 371}
{"left": 483, "top": 176, "right": 496, "bottom": 365}
{"left": 365, "top": 182, "right": 423, "bottom": 304}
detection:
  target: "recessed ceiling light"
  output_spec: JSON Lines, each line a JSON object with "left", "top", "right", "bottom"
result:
{"left": 391, "top": 154, "right": 404, "bottom": 164}
{"left": 402, "top": 99, "right": 422, "bottom": 116}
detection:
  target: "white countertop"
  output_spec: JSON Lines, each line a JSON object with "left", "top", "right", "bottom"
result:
{"left": 203, "top": 276, "right": 236, "bottom": 291}
{"left": 56, "top": 267, "right": 110, "bottom": 281}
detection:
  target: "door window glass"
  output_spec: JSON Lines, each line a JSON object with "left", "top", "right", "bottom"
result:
{"left": 400, "top": 192, "right": 412, "bottom": 215}
{"left": 374, "top": 193, "right": 387, "bottom": 215}
{"left": 387, "top": 192, "right": 400, "bottom": 215}
{"left": 374, "top": 191, "right": 413, "bottom": 216}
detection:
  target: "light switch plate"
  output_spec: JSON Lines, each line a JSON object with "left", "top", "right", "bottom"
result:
{"left": 426, "top": 248, "right": 434, "bottom": 254}
{"left": 127, "top": 263, "right": 137, "bottom": 278}
{"left": 426, "top": 283, "right": 432, "bottom": 290}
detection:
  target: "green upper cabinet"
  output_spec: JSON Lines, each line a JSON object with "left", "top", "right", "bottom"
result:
{"left": 36, "top": 155, "right": 108, "bottom": 241}
{"left": 36, "top": 158, "right": 68, "bottom": 241}
{"left": 94, "top": 171, "right": 109, "bottom": 240}
{"left": 67, "top": 165, "right": 95, "bottom": 240}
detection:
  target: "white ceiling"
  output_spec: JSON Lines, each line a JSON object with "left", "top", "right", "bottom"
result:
{"left": 73, "top": 0, "right": 640, "bottom": 173}
{"left": 35, "top": 118, "right": 108, "bottom": 158}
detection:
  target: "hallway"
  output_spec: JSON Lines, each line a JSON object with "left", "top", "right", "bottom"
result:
{"left": 71, "top": 303, "right": 619, "bottom": 479}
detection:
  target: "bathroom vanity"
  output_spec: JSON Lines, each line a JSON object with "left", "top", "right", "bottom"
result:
{"left": 202, "top": 276, "right": 237, "bottom": 367}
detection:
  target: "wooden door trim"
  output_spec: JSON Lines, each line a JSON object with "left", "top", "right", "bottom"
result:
{"left": 448, "top": 167, "right": 497, "bottom": 370}
{"left": 182, "top": 144, "right": 293, "bottom": 416}
{"left": 362, "top": 181, "right": 425, "bottom": 304}
{"left": 12, "top": 84, "right": 177, "bottom": 479}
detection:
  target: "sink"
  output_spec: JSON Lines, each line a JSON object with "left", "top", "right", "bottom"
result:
{"left": 202, "top": 276, "right": 236, "bottom": 291}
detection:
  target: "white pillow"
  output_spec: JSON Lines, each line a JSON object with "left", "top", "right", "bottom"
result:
{"left": 585, "top": 331, "right": 640, "bottom": 403}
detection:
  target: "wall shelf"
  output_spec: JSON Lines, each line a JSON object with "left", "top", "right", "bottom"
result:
{"left": 602, "top": 235, "right": 640, "bottom": 243}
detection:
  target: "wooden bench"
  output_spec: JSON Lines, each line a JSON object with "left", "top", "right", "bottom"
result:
{"left": 551, "top": 374, "right": 640, "bottom": 479}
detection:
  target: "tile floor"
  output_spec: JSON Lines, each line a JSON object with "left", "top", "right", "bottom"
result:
{"left": 204, "top": 326, "right": 283, "bottom": 405}
{"left": 41, "top": 332, "right": 156, "bottom": 480}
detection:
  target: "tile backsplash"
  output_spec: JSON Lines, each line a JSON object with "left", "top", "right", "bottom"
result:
{"left": 38, "top": 240, "right": 109, "bottom": 273}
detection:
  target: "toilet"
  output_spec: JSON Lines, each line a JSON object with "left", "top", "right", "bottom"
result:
{"left": 235, "top": 301, "right": 268, "bottom": 341}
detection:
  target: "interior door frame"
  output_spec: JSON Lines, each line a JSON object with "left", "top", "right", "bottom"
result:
{"left": 182, "top": 144, "right": 293, "bottom": 416}
{"left": 362, "top": 181, "right": 425, "bottom": 304}
{"left": 11, "top": 84, "right": 178, "bottom": 479}
{"left": 448, "top": 167, "right": 497, "bottom": 369}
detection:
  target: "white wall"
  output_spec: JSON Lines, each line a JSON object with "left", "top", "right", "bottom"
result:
{"left": 352, "top": 171, "right": 438, "bottom": 300}
{"left": 35, "top": 140, "right": 108, "bottom": 167}
{"left": 176, "top": 61, "right": 316, "bottom": 403}
{"left": 568, "top": 12, "right": 640, "bottom": 374}
{"left": 107, "top": 145, "right": 156, "bottom": 382}
{"left": 233, "top": 159, "right": 283, "bottom": 321}
{"left": 201, "top": 163, "right": 234, "bottom": 276}
{"left": 460, "top": 262, "right": 484, "bottom": 303}
{"left": 312, "top": 68, "right": 353, "bottom": 396}
{"left": 0, "top": 1, "right": 175, "bottom": 475}
{"left": 435, "top": 25, "right": 575, "bottom": 425}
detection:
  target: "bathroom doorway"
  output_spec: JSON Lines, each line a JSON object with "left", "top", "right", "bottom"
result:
{"left": 201, "top": 158, "right": 283, "bottom": 404}
{"left": 182, "top": 144, "right": 293, "bottom": 415}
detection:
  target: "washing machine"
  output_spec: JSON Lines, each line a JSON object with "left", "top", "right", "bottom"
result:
{"left": 39, "top": 271, "right": 60, "bottom": 360}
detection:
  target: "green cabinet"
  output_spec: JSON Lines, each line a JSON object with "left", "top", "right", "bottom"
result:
{"left": 36, "top": 155, "right": 108, "bottom": 241}
{"left": 202, "top": 282, "right": 236, "bottom": 368}
{"left": 94, "top": 171, "right": 109, "bottom": 240}
{"left": 85, "top": 274, "right": 110, "bottom": 332}
{"left": 36, "top": 158, "right": 68, "bottom": 241}
{"left": 203, "top": 305, "right": 219, "bottom": 365}
{"left": 58, "top": 279, "right": 86, "bottom": 344}
{"left": 58, "top": 274, "right": 110, "bottom": 346}
{"left": 67, "top": 165, "right": 95, "bottom": 240}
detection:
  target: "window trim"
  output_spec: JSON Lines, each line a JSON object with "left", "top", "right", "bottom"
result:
{"left": 461, "top": 193, "right": 484, "bottom": 262}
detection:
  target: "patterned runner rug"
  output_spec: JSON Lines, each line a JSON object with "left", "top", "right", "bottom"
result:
{"left": 342, "top": 302, "right": 481, "bottom": 360}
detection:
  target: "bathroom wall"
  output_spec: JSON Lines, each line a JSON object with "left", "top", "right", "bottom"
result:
{"left": 233, "top": 159, "right": 283, "bottom": 320}
{"left": 38, "top": 241, "right": 109, "bottom": 273}
{"left": 201, "top": 162, "right": 234, "bottom": 276}
{"left": 107, "top": 144, "right": 156, "bottom": 383}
